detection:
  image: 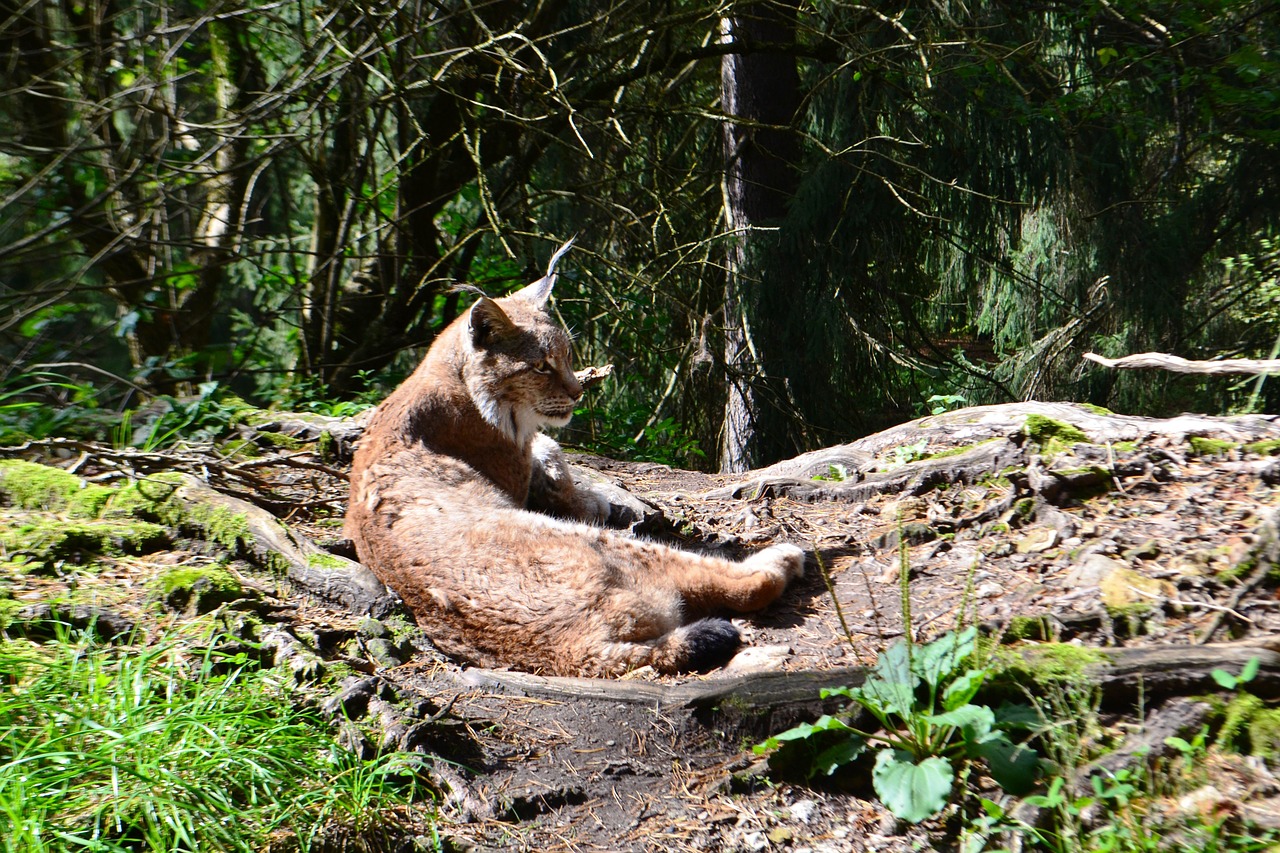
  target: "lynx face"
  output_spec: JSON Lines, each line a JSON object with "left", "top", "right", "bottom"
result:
{"left": 464, "top": 294, "right": 583, "bottom": 445}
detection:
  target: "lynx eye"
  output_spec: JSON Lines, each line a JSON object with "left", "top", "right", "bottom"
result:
{"left": 532, "top": 358, "right": 553, "bottom": 375}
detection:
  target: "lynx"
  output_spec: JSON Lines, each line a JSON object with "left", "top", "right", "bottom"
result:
{"left": 344, "top": 240, "right": 804, "bottom": 677}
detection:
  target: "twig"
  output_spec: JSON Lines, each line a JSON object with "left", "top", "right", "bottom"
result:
{"left": 814, "top": 545, "right": 859, "bottom": 658}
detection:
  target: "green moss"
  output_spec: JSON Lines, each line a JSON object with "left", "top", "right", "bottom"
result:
{"left": 68, "top": 484, "right": 117, "bottom": 518}
{"left": 1187, "top": 436, "right": 1237, "bottom": 457}
{"left": 1248, "top": 708, "right": 1280, "bottom": 758}
{"left": 0, "top": 592, "right": 19, "bottom": 630}
{"left": 929, "top": 438, "right": 1002, "bottom": 460}
{"left": 1023, "top": 415, "right": 1088, "bottom": 449}
{"left": 1001, "top": 643, "right": 1110, "bottom": 685}
{"left": 155, "top": 565, "right": 244, "bottom": 612}
{"left": 256, "top": 430, "right": 305, "bottom": 450}
{"left": 315, "top": 431, "right": 336, "bottom": 462}
{"left": 1216, "top": 691, "right": 1265, "bottom": 751}
{"left": 114, "top": 475, "right": 250, "bottom": 552}
{"left": 1012, "top": 498, "right": 1037, "bottom": 521}
{"left": 1111, "top": 441, "right": 1138, "bottom": 453}
{"left": 305, "top": 551, "right": 346, "bottom": 569}
{"left": 0, "top": 460, "right": 109, "bottom": 514}
{"left": 1078, "top": 403, "right": 1115, "bottom": 416}
{"left": 0, "top": 516, "right": 168, "bottom": 570}
{"left": 1243, "top": 439, "right": 1280, "bottom": 457}
{"left": 1004, "top": 615, "right": 1052, "bottom": 642}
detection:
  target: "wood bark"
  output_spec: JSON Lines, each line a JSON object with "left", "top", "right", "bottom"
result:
{"left": 719, "top": 3, "right": 802, "bottom": 473}
{"left": 453, "top": 641, "right": 1280, "bottom": 713}
{"left": 162, "top": 474, "right": 401, "bottom": 618}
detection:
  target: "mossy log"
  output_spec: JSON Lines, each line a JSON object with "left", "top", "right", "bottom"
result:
{"left": 451, "top": 640, "right": 1280, "bottom": 716}
{"left": 715, "top": 401, "right": 1280, "bottom": 503}
{"left": 159, "top": 474, "right": 400, "bottom": 618}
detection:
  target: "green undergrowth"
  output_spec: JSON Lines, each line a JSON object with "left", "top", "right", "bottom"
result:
{"left": 0, "top": 631, "right": 436, "bottom": 852}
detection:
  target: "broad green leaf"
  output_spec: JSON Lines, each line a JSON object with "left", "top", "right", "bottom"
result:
{"left": 972, "top": 732, "right": 1041, "bottom": 794}
{"left": 754, "top": 714, "right": 856, "bottom": 753}
{"left": 855, "top": 677, "right": 918, "bottom": 718}
{"left": 978, "top": 797, "right": 1005, "bottom": 818}
{"left": 912, "top": 626, "right": 977, "bottom": 689}
{"left": 872, "top": 748, "right": 954, "bottom": 823}
{"left": 813, "top": 735, "right": 868, "bottom": 776}
{"left": 859, "top": 640, "right": 918, "bottom": 716}
{"left": 942, "top": 668, "right": 986, "bottom": 711}
{"left": 924, "top": 703, "right": 995, "bottom": 739}
{"left": 994, "top": 702, "right": 1043, "bottom": 731}
{"left": 1241, "top": 656, "right": 1261, "bottom": 684}
{"left": 1211, "top": 668, "right": 1238, "bottom": 689}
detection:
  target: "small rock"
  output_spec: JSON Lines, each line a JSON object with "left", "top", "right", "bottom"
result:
{"left": 363, "top": 636, "right": 405, "bottom": 668}
{"left": 1099, "top": 567, "right": 1175, "bottom": 611}
{"left": 724, "top": 644, "right": 792, "bottom": 673}
{"left": 1016, "top": 528, "right": 1059, "bottom": 554}
{"left": 976, "top": 581, "right": 1003, "bottom": 599}
{"left": 1122, "top": 539, "right": 1162, "bottom": 561}
{"left": 357, "top": 617, "right": 390, "bottom": 639}
{"left": 788, "top": 798, "right": 819, "bottom": 823}
{"left": 1067, "top": 553, "right": 1128, "bottom": 587}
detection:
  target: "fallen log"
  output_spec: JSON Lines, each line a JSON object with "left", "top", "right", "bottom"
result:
{"left": 451, "top": 639, "right": 1280, "bottom": 715}
{"left": 154, "top": 474, "right": 401, "bottom": 618}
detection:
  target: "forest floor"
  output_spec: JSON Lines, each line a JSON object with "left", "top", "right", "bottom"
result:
{"left": 4, "top": 401, "right": 1280, "bottom": 851}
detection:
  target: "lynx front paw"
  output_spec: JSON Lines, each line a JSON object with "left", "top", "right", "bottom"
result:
{"left": 573, "top": 484, "right": 614, "bottom": 526}
{"left": 746, "top": 543, "right": 806, "bottom": 582}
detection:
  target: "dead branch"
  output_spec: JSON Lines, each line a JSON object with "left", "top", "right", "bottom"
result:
{"left": 1084, "top": 351, "right": 1280, "bottom": 375}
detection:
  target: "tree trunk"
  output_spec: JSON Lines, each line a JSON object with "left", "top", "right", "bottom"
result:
{"left": 719, "top": 3, "right": 801, "bottom": 473}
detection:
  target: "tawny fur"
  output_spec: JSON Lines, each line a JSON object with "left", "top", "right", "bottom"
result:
{"left": 344, "top": 242, "right": 804, "bottom": 677}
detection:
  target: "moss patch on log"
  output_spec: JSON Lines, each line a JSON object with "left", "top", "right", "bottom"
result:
{"left": 1022, "top": 415, "right": 1088, "bottom": 452}
{"left": 0, "top": 460, "right": 115, "bottom": 517}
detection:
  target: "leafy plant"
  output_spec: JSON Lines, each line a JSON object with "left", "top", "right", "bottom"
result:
{"left": 0, "top": 371, "right": 107, "bottom": 444}
{"left": 128, "top": 382, "right": 249, "bottom": 450}
{"left": 927, "top": 394, "right": 967, "bottom": 415}
{"left": 1211, "top": 656, "right": 1260, "bottom": 691}
{"left": 755, "top": 625, "right": 1041, "bottom": 822}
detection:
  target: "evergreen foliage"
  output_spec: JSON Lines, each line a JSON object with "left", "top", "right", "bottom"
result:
{"left": 1, "top": 0, "right": 1276, "bottom": 468}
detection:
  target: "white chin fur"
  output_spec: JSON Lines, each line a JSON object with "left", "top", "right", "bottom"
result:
{"left": 541, "top": 411, "right": 573, "bottom": 428}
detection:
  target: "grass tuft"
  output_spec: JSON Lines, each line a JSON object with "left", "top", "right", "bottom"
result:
{"left": 0, "top": 631, "right": 435, "bottom": 852}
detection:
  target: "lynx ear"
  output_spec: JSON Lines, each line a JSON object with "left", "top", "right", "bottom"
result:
{"left": 469, "top": 296, "right": 516, "bottom": 346}
{"left": 510, "top": 237, "right": 575, "bottom": 308}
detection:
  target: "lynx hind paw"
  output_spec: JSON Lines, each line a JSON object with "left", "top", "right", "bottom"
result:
{"left": 677, "top": 618, "right": 742, "bottom": 672}
{"left": 749, "top": 543, "right": 806, "bottom": 581}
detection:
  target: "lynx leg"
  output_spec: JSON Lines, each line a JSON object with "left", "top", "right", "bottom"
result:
{"left": 596, "top": 618, "right": 742, "bottom": 675}
{"left": 660, "top": 542, "right": 805, "bottom": 614}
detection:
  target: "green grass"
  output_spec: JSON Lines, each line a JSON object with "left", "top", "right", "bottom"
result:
{"left": 0, "top": 631, "right": 435, "bottom": 852}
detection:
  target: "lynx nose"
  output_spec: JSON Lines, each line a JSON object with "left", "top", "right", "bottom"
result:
{"left": 564, "top": 370, "right": 583, "bottom": 400}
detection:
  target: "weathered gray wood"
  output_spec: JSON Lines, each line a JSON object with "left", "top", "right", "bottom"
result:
{"left": 708, "top": 401, "right": 1280, "bottom": 503}
{"left": 455, "top": 641, "right": 1280, "bottom": 712}
{"left": 1085, "top": 351, "right": 1280, "bottom": 375}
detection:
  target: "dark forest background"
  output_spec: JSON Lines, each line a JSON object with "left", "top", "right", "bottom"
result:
{"left": 2, "top": 0, "right": 1277, "bottom": 472}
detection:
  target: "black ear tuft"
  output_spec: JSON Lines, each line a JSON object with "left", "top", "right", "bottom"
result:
{"left": 469, "top": 297, "right": 514, "bottom": 346}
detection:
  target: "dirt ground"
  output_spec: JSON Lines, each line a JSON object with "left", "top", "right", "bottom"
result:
{"left": 6, "top": 401, "right": 1280, "bottom": 851}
